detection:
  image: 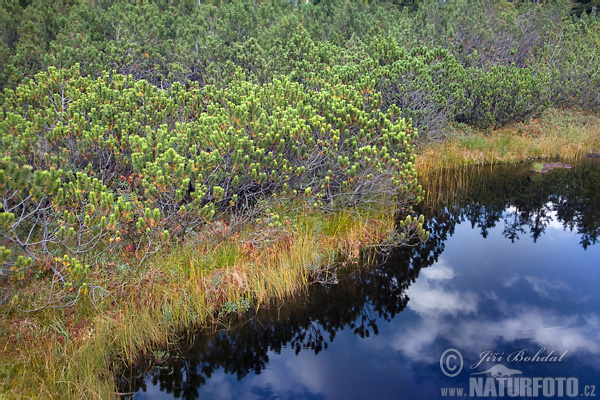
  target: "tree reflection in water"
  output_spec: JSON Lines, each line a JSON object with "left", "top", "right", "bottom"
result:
{"left": 116, "top": 159, "right": 599, "bottom": 399}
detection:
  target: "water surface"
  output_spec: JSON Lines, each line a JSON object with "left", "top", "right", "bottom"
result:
{"left": 119, "top": 160, "right": 600, "bottom": 399}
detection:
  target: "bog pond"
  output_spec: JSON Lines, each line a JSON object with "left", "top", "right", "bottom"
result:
{"left": 118, "top": 160, "right": 600, "bottom": 399}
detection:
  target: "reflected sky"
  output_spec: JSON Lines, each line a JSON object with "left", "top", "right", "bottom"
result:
{"left": 127, "top": 161, "right": 600, "bottom": 399}
{"left": 384, "top": 217, "right": 600, "bottom": 369}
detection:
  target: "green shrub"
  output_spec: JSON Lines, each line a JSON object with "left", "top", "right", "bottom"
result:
{"left": 457, "top": 65, "right": 549, "bottom": 129}
{"left": 373, "top": 42, "right": 467, "bottom": 139}
{"left": 541, "top": 14, "right": 600, "bottom": 109}
{"left": 0, "top": 64, "right": 422, "bottom": 304}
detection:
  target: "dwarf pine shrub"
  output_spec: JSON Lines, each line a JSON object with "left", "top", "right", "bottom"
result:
{"left": 458, "top": 65, "right": 550, "bottom": 129}
{"left": 1, "top": 0, "right": 599, "bottom": 307}
{"left": 0, "top": 64, "right": 422, "bottom": 303}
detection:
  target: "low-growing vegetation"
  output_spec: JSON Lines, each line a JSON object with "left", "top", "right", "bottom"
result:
{"left": 1, "top": 64, "right": 423, "bottom": 309}
{"left": 1, "top": 0, "right": 599, "bottom": 397}
{"left": 2, "top": 206, "right": 424, "bottom": 398}
{"left": 416, "top": 108, "right": 600, "bottom": 173}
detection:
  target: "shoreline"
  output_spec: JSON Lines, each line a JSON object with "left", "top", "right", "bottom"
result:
{"left": 1, "top": 208, "right": 402, "bottom": 398}
{"left": 1, "top": 108, "right": 599, "bottom": 398}
{"left": 416, "top": 108, "right": 600, "bottom": 174}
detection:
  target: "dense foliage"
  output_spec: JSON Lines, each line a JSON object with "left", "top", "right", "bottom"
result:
{"left": 1, "top": 0, "right": 599, "bottom": 305}
{"left": 2, "top": 0, "right": 600, "bottom": 129}
{"left": 1, "top": 0, "right": 599, "bottom": 129}
{"left": 0, "top": 64, "right": 422, "bottom": 305}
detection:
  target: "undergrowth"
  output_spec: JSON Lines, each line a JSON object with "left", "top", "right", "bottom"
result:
{"left": 0, "top": 207, "right": 413, "bottom": 398}
{"left": 416, "top": 108, "right": 600, "bottom": 173}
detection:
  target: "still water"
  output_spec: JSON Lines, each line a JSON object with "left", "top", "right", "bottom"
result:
{"left": 120, "top": 160, "right": 600, "bottom": 399}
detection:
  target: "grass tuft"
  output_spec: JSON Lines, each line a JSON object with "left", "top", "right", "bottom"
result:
{"left": 0, "top": 207, "right": 396, "bottom": 398}
{"left": 416, "top": 108, "right": 600, "bottom": 174}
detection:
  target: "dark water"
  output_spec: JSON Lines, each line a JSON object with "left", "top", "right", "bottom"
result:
{"left": 119, "top": 160, "right": 600, "bottom": 399}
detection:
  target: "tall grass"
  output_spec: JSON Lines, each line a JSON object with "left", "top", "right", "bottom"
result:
{"left": 416, "top": 108, "right": 600, "bottom": 175}
{"left": 4, "top": 107, "right": 597, "bottom": 398}
{"left": 0, "top": 208, "right": 396, "bottom": 398}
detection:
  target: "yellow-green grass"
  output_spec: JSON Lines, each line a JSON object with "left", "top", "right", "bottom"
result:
{"left": 0, "top": 207, "right": 395, "bottom": 398}
{"left": 5, "top": 108, "right": 597, "bottom": 398}
{"left": 416, "top": 108, "right": 600, "bottom": 175}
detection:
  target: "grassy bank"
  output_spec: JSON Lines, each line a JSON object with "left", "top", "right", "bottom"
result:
{"left": 416, "top": 108, "right": 600, "bottom": 174}
{"left": 2, "top": 107, "right": 598, "bottom": 398}
{"left": 1, "top": 0, "right": 600, "bottom": 397}
{"left": 1, "top": 207, "right": 402, "bottom": 398}
{"left": 2, "top": 108, "right": 598, "bottom": 398}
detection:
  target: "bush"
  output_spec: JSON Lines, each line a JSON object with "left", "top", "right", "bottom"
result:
{"left": 457, "top": 65, "right": 549, "bottom": 129}
{"left": 2, "top": 0, "right": 598, "bottom": 134}
{"left": 541, "top": 14, "right": 600, "bottom": 109}
{"left": 373, "top": 42, "right": 467, "bottom": 139}
{"left": 0, "top": 65, "right": 421, "bottom": 303}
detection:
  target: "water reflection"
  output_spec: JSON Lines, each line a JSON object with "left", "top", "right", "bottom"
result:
{"left": 396, "top": 259, "right": 600, "bottom": 365}
{"left": 118, "top": 160, "right": 600, "bottom": 399}
{"left": 423, "top": 161, "right": 599, "bottom": 248}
